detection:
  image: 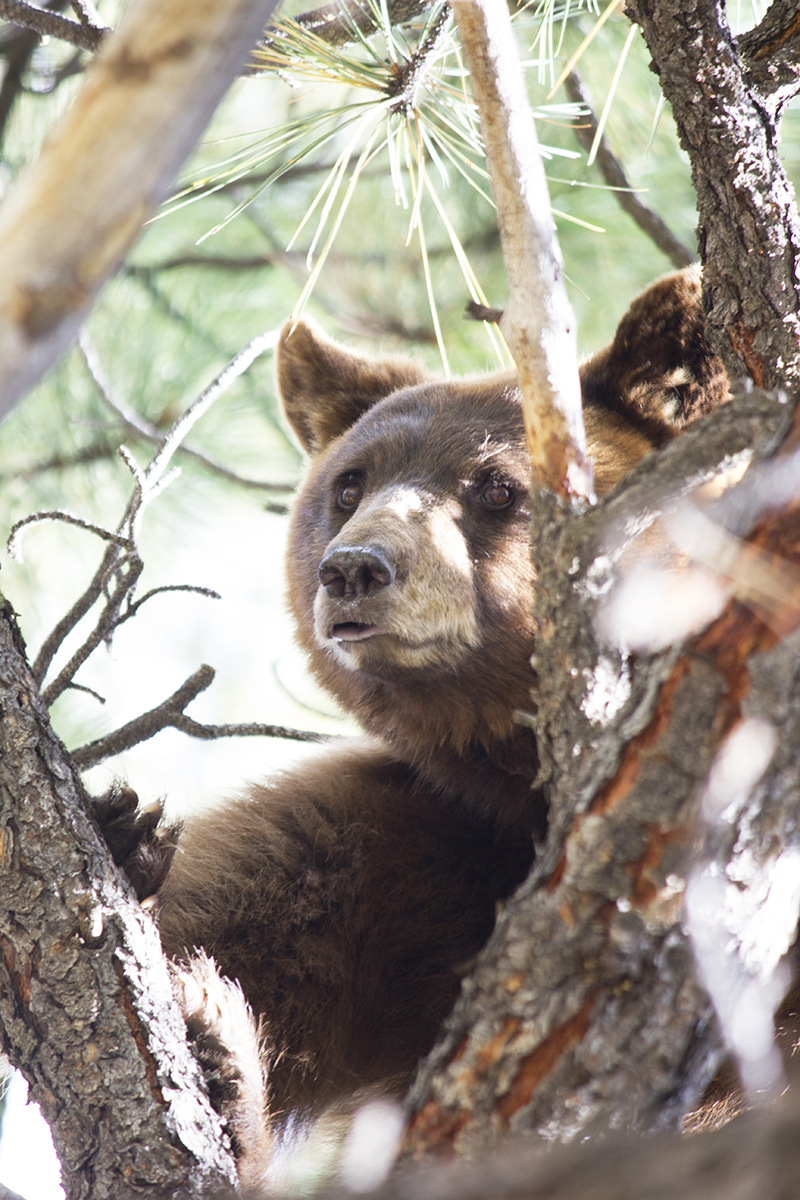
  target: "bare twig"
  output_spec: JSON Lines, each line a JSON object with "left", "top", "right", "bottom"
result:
{"left": 386, "top": 4, "right": 452, "bottom": 114}
{"left": 563, "top": 71, "right": 695, "bottom": 270}
{"left": 450, "top": 0, "right": 589, "bottom": 500}
{"left": 71, "top": 665, "right": 330, "bottom": 769}
{"left": 9, "top": 508, "right": 130, "bottom": 554}
{"left": 0, "top": 0, "right": 107, "bottom": 50}
{"left": 79, "top": 333, "right": 293, "bottom": 499}
{"left": 119, "top": 583, "right": 222, "bottom": 623}
{"left": 69, "top": 0, "right": 102, "bottom": 33}
{"left": 11, "top": 333, "right": 276, "bottom": 703}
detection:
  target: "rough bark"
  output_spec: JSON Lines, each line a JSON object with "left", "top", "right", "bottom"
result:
{"left": 450, "top": 0, "right": 589, "bottom": 501}
{"left": 626, "top": 0, "right": 800, "bottom": 392}
{"left": 404, "top": 383, "right": 800, "bottom": 1155}
{"left": 402, "top": 0, "right": 800, "bottom": 1160}
{"left": 0, "top": 0, "right": 280, "bottom": 419}
{"left": 0, "top": 597, "right": 237, "bottom": 1198}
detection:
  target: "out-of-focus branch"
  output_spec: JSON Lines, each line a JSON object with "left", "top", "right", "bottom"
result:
{"left": 564, "top": 70, "right": 695, "bottom": 269}
{"left": 0, "top": 0, "right": 107, "bottom": 51}
{"left": 0, "top": 0, "right": 281, "bottom": 418}
{"left": 450, "top": 0, "right": 589, "bottom": 501}
{"left": 79, "top": 332, "right": 293, "bottom": 504}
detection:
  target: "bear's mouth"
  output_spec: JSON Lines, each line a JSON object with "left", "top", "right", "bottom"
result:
{"left": 331, "top": 622, "right": 381, "bottom": 642}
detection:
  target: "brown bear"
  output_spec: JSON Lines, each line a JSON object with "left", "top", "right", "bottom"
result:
{"left": 101, "top": 267, "right": 728, "bottom": 1174}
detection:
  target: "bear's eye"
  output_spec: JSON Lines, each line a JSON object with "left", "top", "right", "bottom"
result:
{"left": 480, "top": 480, "right": 515, "bottom": 509}
{"left": 337, "top": 479, "right": 363, "bottom": 511}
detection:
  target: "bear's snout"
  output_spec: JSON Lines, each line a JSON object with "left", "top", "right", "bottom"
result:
{"left": 318, "top": 545, "right": 397, "bottom": 598}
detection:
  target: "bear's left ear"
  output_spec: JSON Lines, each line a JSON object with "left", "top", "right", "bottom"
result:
{"left": 277, "top": 318, "right": 429, "bottom": 454}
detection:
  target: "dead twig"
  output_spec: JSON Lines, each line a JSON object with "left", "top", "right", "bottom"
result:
{"left": 71, "top": 665, "right": 330, "bottom": 769}
{"left": 9, "top": 333, "right": 275, "bottom": 706}
{"left": 564, "top": 71, "right": 695, "bottom": 270}
{"left": 78, "top": 332, "right": 293, "bottom": 503}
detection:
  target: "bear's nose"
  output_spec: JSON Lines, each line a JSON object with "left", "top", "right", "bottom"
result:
{"left": 318, "top": 546, "right": 397, "bottom": 598}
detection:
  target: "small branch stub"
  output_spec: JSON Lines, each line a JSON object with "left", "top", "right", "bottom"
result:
{"left": 451, "top": 0, "right": 589, "bottom": 501}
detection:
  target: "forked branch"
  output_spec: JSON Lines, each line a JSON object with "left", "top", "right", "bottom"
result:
{"left": 9, "top": 333, "right": 281, "bottom": 734}
{"left": 71, "top": 665, "right": 329, "bottom": 769}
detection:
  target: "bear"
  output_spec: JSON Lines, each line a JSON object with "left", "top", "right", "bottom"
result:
{"left": 99, "top": 266, "right": 729, "bottom": 1178}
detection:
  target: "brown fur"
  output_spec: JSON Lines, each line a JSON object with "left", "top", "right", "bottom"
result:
{"left": 159, "top": 740, "right": 533, "bottom": 1123}
{"left": 99, "top": 268, "right": 730, "bottom": 1162}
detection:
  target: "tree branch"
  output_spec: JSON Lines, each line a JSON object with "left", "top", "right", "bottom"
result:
{"left": 9, "top": 331, "right": 276, "bottom": 705}
{"left": 79, "top": 333, "right": 293, "bottom": 501}
{"left": 450, "top": 0, "right": 589, "bottom": 501}
{"left": 626, "top": 0, "right": 800, "bottom": 392}
{"left": 0, "top": 0, "right": 282, "bottom": 419}
{"left": 405, "top": 388, "right": 795, "bottom": 1154}
{"left": 71, "top": 665, "right": 330, "bottom": 770}
{"left": 563, "top": 70, "right": 696, "bottom": 270}
{"left": 0, "top": 0, "right": 106, "bottom": 51}
{"left": 273, "top": 0, "right": 434, "bottom": 49}
{"left": 0, "top": 599, "right": 237, "bottom": 1196}
{"left": 739, "top": 0, "right": 800, "bottom": 116}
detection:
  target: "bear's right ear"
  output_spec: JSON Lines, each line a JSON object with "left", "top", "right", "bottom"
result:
{"left": 276, "top": 318, "right": 429, "bottom": 454}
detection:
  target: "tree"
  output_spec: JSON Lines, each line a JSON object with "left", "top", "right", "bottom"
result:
{"left": 1, "top": 0, "right": 800, "bottom": 1197}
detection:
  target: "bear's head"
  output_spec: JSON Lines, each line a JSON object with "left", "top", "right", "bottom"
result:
{"left": 277, "top": 319, "right": 540, "bottom": 807}
{"left": 274, "top": 271, "right": 727, "bottom": 823}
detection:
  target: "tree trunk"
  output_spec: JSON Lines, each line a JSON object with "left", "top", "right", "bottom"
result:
{"left": 627, "top": 0, "right": 800, "bottom": 390}
{"left": 0, "top": 598, "right": 237, "bottom": 1198}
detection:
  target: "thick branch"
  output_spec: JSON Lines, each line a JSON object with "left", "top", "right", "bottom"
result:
{"left": 739, "top": 0, "right": 800, "bottom": 114}
{"left": 405, "top": 390, "right": 795, "bottom": 1155}
{"left": 626, "top": 0, "right": 800, "bottom": 391}
{"left": 0, "top": 0, "right": 281, "bottom": 418}
{"left": 450, "top": 0, "right": 589, "bottom": 500}
{"left": 564, "top": 71, "right": 695, "bottom": 270}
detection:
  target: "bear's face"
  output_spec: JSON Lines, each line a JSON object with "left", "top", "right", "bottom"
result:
{"left": 278, "top": 320, "right": 539, "bottom": 760}
{"left": 295, "top": 379, "right": 534, "bottom": 678}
